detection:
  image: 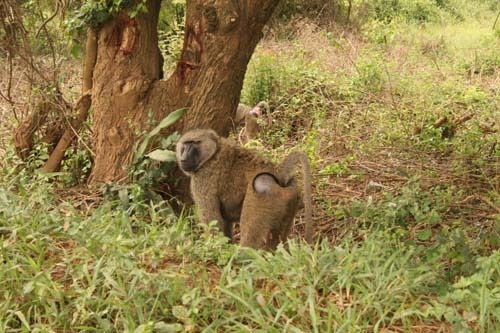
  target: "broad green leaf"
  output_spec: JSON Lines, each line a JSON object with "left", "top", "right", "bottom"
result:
{"left": 137, "top": 138, "right": 151, "bottom": 159}
{"left": 161, "top": 132, "right": 181, "bottom": 149}
{"left": 137, "top": 108, "right": 186, "bottom": 157}
{"left": 134, "top": 322, "right": 153, "bottom": 333}
{"left": 172, "top": 305, "right": 189, "bottom": 321}
{"left": 119, "top": 188, "right": 129, "bottom": 208}
{"left": 417, "top": 228, "right": 432, "bottom": 241}
{"left": 146, "top": 149, "right": 177, "bottom": 162}
{"left": 154, "top": 322, "right": 183, "bottom": 333}
{"left": 23, "top": 281, "right": 35, "bottom": 294}
{"left": 149, "top": 108, "right": 187, "bottom": 137}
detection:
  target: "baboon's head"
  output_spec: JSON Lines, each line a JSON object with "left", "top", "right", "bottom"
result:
{"left": 176, "top": 129, "right": 219, "bottom": 175}
{"left": 248, "top": 106, "right": 262, "bottom": 118}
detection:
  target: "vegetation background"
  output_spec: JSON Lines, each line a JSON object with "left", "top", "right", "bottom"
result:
{"left": 0, "top": 0, "right": 499, "bottom": 331}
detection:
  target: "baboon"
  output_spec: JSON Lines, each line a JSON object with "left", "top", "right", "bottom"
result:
{"left": 240, "top": 172, "right": 300, "bottom": 250}
{"left": 175, "top": 129, "right": 313, "bottom": 246}
{"left": 234, "top": 101, "right": 270, "bottom": 143}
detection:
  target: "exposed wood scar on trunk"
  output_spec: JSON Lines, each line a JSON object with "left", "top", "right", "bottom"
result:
{"left": 120, "top": 19, "right": 138, "bottom": 55}
{"left": 176, "top": 22, "right": 203, "bottom": 82}
{"left": 108, "top": 17, "right": 139, "bottom": 55}
{"left": 108, "top": 127, "right": 122, "bottom": 147}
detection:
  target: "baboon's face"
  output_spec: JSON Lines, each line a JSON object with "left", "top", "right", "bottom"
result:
{"left": 176, "top": 129, "right": 218, "bottom": 175}
{"left": 177, "top": 140, "right": 201, "bottom": 172}
{"left": 248, "top": 106, "right": 262, "bottom": 118}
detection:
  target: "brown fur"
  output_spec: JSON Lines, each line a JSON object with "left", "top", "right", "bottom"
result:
{"left": 176, "top": 129, "right": 313, "bottom": 247}
{"left": 240, "top": 173, "right": 300, "bottom": 250}
{"left": 234, "top": 101, "right": 270, "bottom": 143}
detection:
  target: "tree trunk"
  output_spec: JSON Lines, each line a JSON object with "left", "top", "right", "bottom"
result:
{"left": 90, "top": 0, "right": 279, "bottom": 184}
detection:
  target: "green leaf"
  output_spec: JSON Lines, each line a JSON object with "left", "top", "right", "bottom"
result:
{"left": 14, "top": 311, "right": 31, "bottom": 330}
{"left": 161, "top": 132, "right": 181, "bottom": 149}
{"left": 23, "top": 281, "right": 35, "bottom": 294}
{"left": 146, "top": 149, "right": 177, "bottom": 162}
{"left": 118, "top": 188, "right": 129, "bottom": 208}
{"left": 70, "top": 43, "right": 83, "bottom": 59}
{"left": 153, "top": 322, "right": 183, "bottom": 333}
{"left": 172, "top": 305, "right": 189, "bottom": 321}
{"left": 137, "top": 108, "right": 186, "bottom": 158}
{"left": 149, "top": 108, "right": 187, "bottom": 137}
{"left": 417, "top": 228, "right": 432, "bottom": 241}
{"left": 428, "top": 210, "right": 441, "bottom": 225}
{"left": 134, "top": 322, "right": 153, "bottom": 333}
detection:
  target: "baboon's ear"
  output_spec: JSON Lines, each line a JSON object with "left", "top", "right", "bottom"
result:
{"left": 253, "top": 173, "right": 279, "bottom": 194}
{"left": 207, "top": 129, "right": 219, "bottom": 141}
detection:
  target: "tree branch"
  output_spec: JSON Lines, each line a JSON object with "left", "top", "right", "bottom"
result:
{"left": 41, "top": 29, "right": 97, "bottom": 173}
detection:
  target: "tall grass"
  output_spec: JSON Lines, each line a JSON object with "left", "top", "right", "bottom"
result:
{"left": 1, "top": 171, "right": 498, "bottom": 331}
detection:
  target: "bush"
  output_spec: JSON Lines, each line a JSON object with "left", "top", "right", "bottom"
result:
{"left": 273, "top": 0, "right": 346, "bottom": 23}
{"left": 242, "top": 53, "right": 336, "bottom": 146}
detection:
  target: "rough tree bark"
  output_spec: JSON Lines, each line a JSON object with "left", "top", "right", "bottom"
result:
{"left": 89, "top": 0, "right": 280, "bottom": 183}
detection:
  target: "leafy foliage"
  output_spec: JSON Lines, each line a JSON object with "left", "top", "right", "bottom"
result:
{"left": 0, "top": 181, "right": 497, "bottom": 330}
{"left": 134, "top": 108, "right": 186, "bottom": 160}
{"left": 67, "top": 0, "right": 147, "bottom": 31}
{"left": 158, "top": 1, "right": 186, "bottom": 75}
{"left": 106, "top": 108, "right": 187, "bottom": 204}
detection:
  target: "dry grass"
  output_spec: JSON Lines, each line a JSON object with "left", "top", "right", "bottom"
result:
{"left": 262, "top": 18, "right": 363, "bottom": 76}
{"left": 246, "top": 16, "right": 500, "bottom": 247}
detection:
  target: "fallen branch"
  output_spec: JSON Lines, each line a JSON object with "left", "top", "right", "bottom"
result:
{"left": 41, "top": 93, "right": 91, "bottom": 172}
{"left": 414, "top": 113, "right": 474, "bottom": 138}
{"left": 41, "top": 28, "right": 97, "bottom": 173}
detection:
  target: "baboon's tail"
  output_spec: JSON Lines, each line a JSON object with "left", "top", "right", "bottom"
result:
{"left": 277, "top": 151, "right": 313, "bottom": 244}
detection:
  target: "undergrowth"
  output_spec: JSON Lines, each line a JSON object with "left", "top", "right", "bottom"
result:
{"left": 1, "top": 175, "right": 498, "bottom": 331}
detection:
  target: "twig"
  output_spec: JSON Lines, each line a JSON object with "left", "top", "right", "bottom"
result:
{"left": 454, "top": 113, "right": 473, "bottom": 126}
{"left": 479, "top": 196, "right": 500, "bottom": 215}
{"left": 6, "top": 45, "right": 14, "bottom": 104}
{"left": 35, "top": 2, "right": 59, "bottom": 38}
{"left": 41, "top": 93, "right": 92, "bottom": 172}
{"left": 18, "top": 52, "right": 52, "bottom": 86}
{"left": 433, "top": 116, "right": 448, "bottom": 128}
{"left": 493, "top": 10, "right": 500, "bottom": 30}
{"left": 383, "top": 61, "right": 398, "bottom": 112}
{"left": 37, "top": 7, "right": 58, "bottom": 86}
{"left": 0, "top": 1, "right": 17, "bottom": 107}
{"left": 429, "top": 54, "right": 446, "bottom": 79}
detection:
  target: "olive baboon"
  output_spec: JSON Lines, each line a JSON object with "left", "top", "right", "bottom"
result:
{"left": 175, "top": 129, "right": 313, "bottom": 246}
{"left": 240, "top": 172, "right": 301, "bottom": 250}
{"left": 234, "top": 101, "right": 270, "bottom": 143}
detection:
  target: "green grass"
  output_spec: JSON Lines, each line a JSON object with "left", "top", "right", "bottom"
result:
{"left": 0, "top": 176, "right": 498, "bottom": 332}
